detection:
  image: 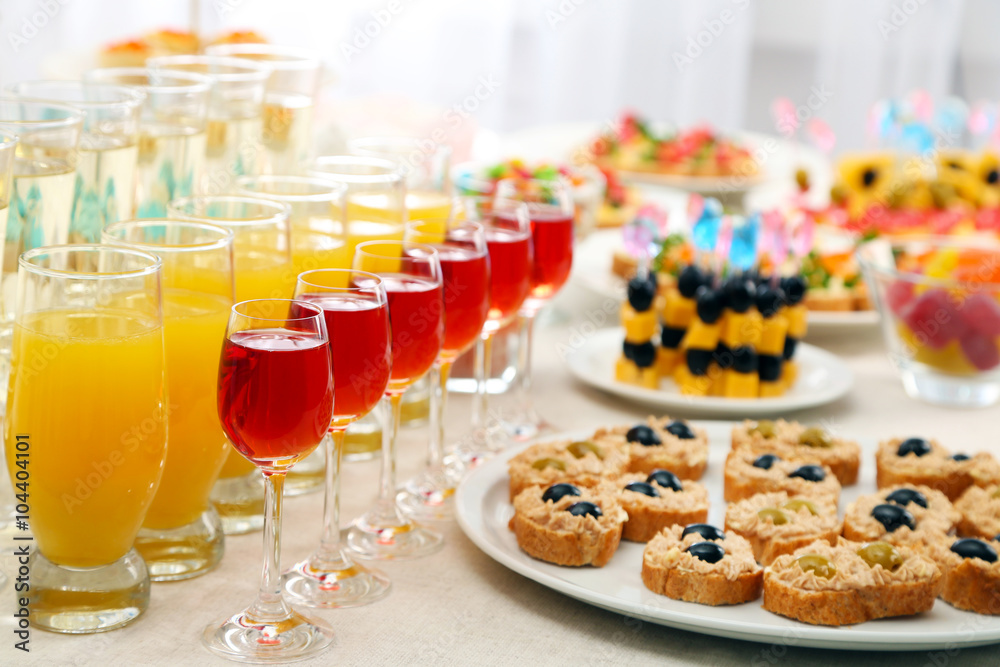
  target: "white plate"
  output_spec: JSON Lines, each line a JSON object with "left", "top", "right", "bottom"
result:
{"left": 454, "top": 422, "right": 1000, "bottom": 651}
{"left": 564, "top": 328, "right": 852, "bottom": 417}
{"left": 571, "top": 229, "right": 880, "bottom": 332}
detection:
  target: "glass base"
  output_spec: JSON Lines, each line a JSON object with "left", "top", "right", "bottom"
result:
{"left": 900, "top": 367, "right": 1000, "bottom": 407}
{"left": 501, "top": 404, "right": 556, "bottom": 442}
{"left": 283, "top": 548, "right": 391, "bottom": 609}
{"left": 202, "top": 607, "right": 334, "bottom": 663}
{"left": 346, "top": 501, "right": 443, "bottom": 560}
{"left": 285, "top": 447, "right": 325, "bottom": 497}
{"left": 396, "top": 466, "right": 461, "bottom": 522}
{"left": 212, "top": 473, "right": 265, "bottom": 536}
{"left": 28, "top": 548, "right": 149, "bottom": 634}
{"left": 135, "top": 507, "right": 224, "bottom": 582}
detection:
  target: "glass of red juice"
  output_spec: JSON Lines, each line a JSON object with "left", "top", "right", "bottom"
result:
{"left": 396, "top": 218, "right": 490, "bottom": 521}
{"left": 282, "top": 269, "right": 393, "bottom": 609}
{"left": 346, "top": 240, "right": 446, "bottom": 560}
{"left": 494, "top": 177, "right": 575, "bottom": 440}
{"left": 203, "top": 299, "right": 335, "bottom": 662}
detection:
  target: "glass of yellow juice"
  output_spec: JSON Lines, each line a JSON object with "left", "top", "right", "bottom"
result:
{"left": 233, "top": 174, "right": 346, "bottom": 495}
{"left": 0, "top": 133, "right": 15, "bottom": 559}
{"left": 347, "top": 135, "right": 453, "bottom": 222}
{"left": 5, "top": 244, "right": 165, "bottom": 633}
{"left": 103, "top": 219, "right": 234, "bottom": 581}
{"left": 84, "top": 67, "right": 211, "bottom": 219}
{"left": 147, "top": 55, "right": 269, "bottom": 194}
{"left": 168, "top": 194, "right": 293, "bottom": 534}
{"left": 205, "top": 43, "right": 321, "bottom": 176}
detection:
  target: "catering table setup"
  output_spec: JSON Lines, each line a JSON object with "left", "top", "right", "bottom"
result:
{"left": 3, "top": 22, "right": 1000, "bottom": 667}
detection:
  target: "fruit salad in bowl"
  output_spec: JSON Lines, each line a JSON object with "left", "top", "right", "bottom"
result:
{"left": 858, "top": 236, "right": 1000, "bottom": 407}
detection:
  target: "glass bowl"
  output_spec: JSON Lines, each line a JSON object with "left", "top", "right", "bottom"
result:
{"left": 858, "top": 235, "right": 1000, "bottom": 407}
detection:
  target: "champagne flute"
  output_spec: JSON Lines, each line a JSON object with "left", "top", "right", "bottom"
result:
{"left": 6, "top": 245, "right": 165, "bottom": 632}
{"left": 397, "top": 219, "right": 489, "bottom": 521}
{"left": 347, "top": 241, "right": 444, "bottom": 559}
{"left": 83, "top": 67, "right": 211, "bottom": 218}
{"left": 169, "top": 194, "right": 293, "bottom": 536}
{"left": 6, "top": 81, "right": 145, "bottom": 241}
{"left": 205, "top": 44, "right": 321, "bottom": 175}
{"left": 103, "top": 219, "right": 235, "bottom": 581}
{"left": 494, "top": 178, "right": 574, "bottom": 439}
{"left": 202, "top": 299, "right": 334, "bottom": 661}
{"left": 283, "top": 269, "right": 392, "bottom": 607}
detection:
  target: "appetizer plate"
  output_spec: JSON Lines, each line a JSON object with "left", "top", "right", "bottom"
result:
{"left": 455, "top": 422, "right": 1000, "bottom": 651}
{"left": 571, "top": 230, "right": 880, "bottom": 332}
{"left": 564, "top": 328, "right": 852, "bottom": 417}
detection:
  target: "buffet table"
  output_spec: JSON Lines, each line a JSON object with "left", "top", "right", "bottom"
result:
{"left": 2, "top": 279, "right": 997, "bottom": 666}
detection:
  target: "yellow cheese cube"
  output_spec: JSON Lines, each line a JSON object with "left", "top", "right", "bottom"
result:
{"left": 657, "top": 347, "right": 679, "bottom": 377}
{"left": 622, "top": 305, "right": 658, "bottom": 343}
{"left": 721, "top": 310, "right": 763, "bottom": 348}
{"left": 615, "top": 356, "right": 638, "bottom": 383}
{"left": 708, "top": 363, "right": 725, "bottom": 396}
{"left": 723, "top": 370, "right": 759, "bottom": 398}
{"left": 662, "top": 289, "right": 696, "bottom": 329}
{"left": 758, "top": 315, "right": 789, "bottom": 356}
{"left": 781, "top": 360, "right": 799, "bottom": 389}
{"left": 758, "top": 380, "right": 785, "bottom": 398}
{"left": 786, "top": 304, "right": 808, "bottom": 338}
{"left": 637, "top": 367, "right": 659, "bottom": 389}
{"left": 680, "top": 320, "right": 721, "bottom": 351}
{"left": 674, "top": 364, "right": 711, "bottom": 396}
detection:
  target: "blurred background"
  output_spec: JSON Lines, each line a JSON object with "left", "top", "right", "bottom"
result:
{"left": 2, "top": 0, "right": 998, "bottom": 151}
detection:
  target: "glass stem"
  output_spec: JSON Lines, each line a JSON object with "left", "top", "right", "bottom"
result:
{"left": 516, "top": 312, "right": 536, "bottom": 407}
{"left": 317, "top": 429, "right": 347, "bottom": 561}
{"left": 247, "top": 471, "right": 291, "bottom": 624}
{"left": 378, "top": 393, "right": 403, "bottom": 501}
{"left": 472, "top": 333, "right": 493, "bottom": 432}
{"left": 428, "top": 361, "right": 452, "bottom": 467}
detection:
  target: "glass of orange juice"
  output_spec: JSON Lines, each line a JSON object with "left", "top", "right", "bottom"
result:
{"left": 347, "top": 136, "right": 453, "bottom": 222}
{"left": 103, "top": 219, "right": 235, "bottom": 581}
{"left": 168, "top": 194, "right": 293, "bottom": 535}
{"left": 233, "top": 175, "right": 346, "bottom": 496}
{"left": 5, "top": 244, "right": 165, "bottom": 632}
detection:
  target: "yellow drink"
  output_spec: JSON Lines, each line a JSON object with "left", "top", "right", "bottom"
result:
{"left": 235, "top": 246, "right": 295, "bottom": 302}
{"left": 142, "top": 289, "right": 231, "bottom": 531}
{"left": 5, "top": 309, "right": 166, "bottom": 568}
{"left": 406, "top": 189, "right": 452, "bottom": 223}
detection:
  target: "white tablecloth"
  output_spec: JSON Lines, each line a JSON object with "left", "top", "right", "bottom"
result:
{"left": 2, "top": 279, "right": 999, "bottom": 666}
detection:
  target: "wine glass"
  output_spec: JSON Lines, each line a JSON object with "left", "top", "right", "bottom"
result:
{"left": 454, "top": 196, "right": 532, "bottom": 463}
{"left": 283, "top": 268, "right": 393, "bottom": 607}
{"left": 397, "top": 218, "right": 490, "bottom": 521}
{"left": 347, "top": 241, "right": 444, "bottom": 559}
{"left": 494, "top": 178, "right": 574, "bottom": 439}
{"left": 169, "top": 194, "right": 293, "bottom": 536}
{"left": 6, "top": 245, "right": 165, "bottom": 633}
{"left": 103, "top": 219, "right": 235, "bottom": 582}
{"left": 202, "top": 299, "right": 334, "bottom": 661}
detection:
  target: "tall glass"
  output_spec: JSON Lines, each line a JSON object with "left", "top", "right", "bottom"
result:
{"left": 6, "top": 81, "right": 144, "bottom": 242}
{"left": 347, "top": 241, "right": 444, "bottom": 559}
{"left": 0, "top": 134, "right": 14, "bottom": 549}
{"left": 456, "top": 197, "right": 532, "bottom": 462}
{"left": 495, "top": 178, "right": 574, "bottom": 440}
{"left": 206, "top": 44, "right": 321, "bottom": 175}
{"left": 348, "top": 136, "right": 452, "bottom": 221}
{"left": 398, "top": 219, "right": 489, "bottom": 521}
{"left": 234, "top": 175, "right": 347, "bottom": 496}
{"left": 84, "top": 67, "right": 210, "bottom": 218}
{"left": 103, "top": 220, "right": 234, "bottom": 581}
{"left": 147, "top": 55, "right": 269, "bottom": 193}
{"left": 203, "top": 299, "right": 334, "bottom": 661}
{"left": 168, "top": 194, "right": 293, "bottom": 535}
{"left": 5, "top": 245, "right": 165, "bottom": 633}
{"left": 284, "top": 269, "right": 392, "bottom": 607}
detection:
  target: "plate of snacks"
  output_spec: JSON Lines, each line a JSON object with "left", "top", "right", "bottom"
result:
{"left": 455, "top": 418, "right": 1000, "bottom": 650}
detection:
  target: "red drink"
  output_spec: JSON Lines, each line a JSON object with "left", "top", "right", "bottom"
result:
{"left": 293, "top": 295, "right": 391, "bottom": 420}
{"left": 525, "top": 207, "right": 574, "bottom": 306}
{"left": 382, "top": 275, "right": 444, "bottom": 391}
{"left": 438, "top": 246, "right": 489, "bottom": 359}
{"left": 485, "top": 226, "right": 531, "bottom": 327}
{"left": 218, "top": 329, "right": 334, "bottom": 466}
